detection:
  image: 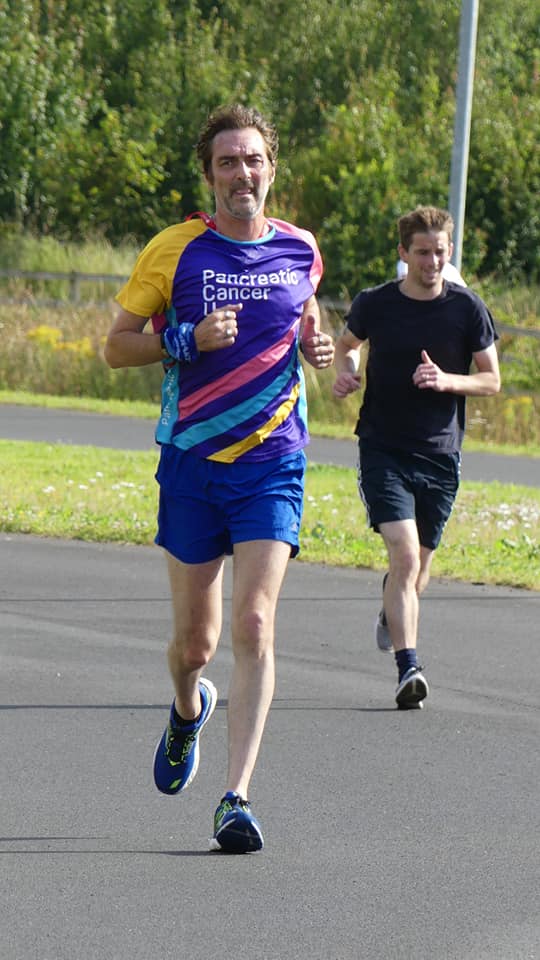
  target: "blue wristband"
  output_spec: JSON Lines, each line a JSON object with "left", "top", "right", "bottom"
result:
{"left": 161, "top": 324, "right": 199, "bottom": 364}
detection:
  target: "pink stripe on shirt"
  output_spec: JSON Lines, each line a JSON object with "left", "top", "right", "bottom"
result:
{"left": 179, "top": 323, "right": 299, "bottom": 419}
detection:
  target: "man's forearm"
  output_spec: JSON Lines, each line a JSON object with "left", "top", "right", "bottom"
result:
{"left": 334, "top": 338, "right": 361, "bottom": 375}
{"left": 444, "top": 370, "right": 501, "bottom": 396}
{"left": 104, "top": 329, "right": 163, "bottom": 369}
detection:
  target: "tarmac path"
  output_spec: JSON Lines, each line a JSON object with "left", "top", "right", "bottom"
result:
{"left": 1, "top": 405, "right": 539, "bottom": 959}
{"left": 1, "top": 402, "right": 539, "bottom": 486}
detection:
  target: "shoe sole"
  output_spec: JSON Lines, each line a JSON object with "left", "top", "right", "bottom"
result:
{"left": 153, "top": 677, "right": 218, "bottom": 794}
{"left": 375, "top": 574, "right": 392, "bottom": 652}
{"left": 375, "top": 612, "right": 393, "bottom": 653}
{"left": 395, "top": 673, "right": 429, "bottom": 709}
{"left": 209, "top": 817, "right": 264, "bottom": 854}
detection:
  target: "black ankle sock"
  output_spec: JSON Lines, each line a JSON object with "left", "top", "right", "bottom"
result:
{"left": 395, "top": 648, "right": 418, "bottom": 682}
{"left": 172, "top": 702, "right": 201, "bottom": 727}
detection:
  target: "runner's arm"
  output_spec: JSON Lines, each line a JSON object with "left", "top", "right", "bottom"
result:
{"left": 413, "top": 344, "right": 501, "bottom": 396}
{"left": 332, "top": 328, "right": 364, "bottom": 397}
{"left": 104, "top": 308, "right": 163, "bottom": 368}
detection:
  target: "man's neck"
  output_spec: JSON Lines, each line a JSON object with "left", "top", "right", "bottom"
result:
{"left": 213, "top": 211, "right": 269, "bottom": 241}
{"left": 399, "top": 277, "right": 444, "bottom": 301}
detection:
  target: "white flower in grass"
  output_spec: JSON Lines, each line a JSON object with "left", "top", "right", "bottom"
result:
{"left": 496, "top": 519, "right": 515, "bottom": 530}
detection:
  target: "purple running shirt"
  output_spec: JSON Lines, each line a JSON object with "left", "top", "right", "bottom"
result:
{"left": 116, "top": 214, "right": 323, "bottom": 462}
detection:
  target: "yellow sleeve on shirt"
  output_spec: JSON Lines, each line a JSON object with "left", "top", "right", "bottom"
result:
{"left": 115, "top": 219, "right": 207, "bottom": 317}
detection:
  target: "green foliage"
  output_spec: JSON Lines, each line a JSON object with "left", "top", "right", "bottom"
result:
{"left": 292, "top": 72, "right": 456, "bottom": 295}
{"left": 0, "top": 304, "right": 164, "bottom": 402}
{"left": 0, "top": 289, "right": 538, "bottom": 449}
{"left": 1, "top": 0, "right": 540, "bottom": 284}
{"left": 0, "top": 0, "right": 178, "bottom": 237}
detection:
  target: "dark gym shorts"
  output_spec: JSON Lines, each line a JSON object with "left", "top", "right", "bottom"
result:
{"left": 358, "top": 440, "right": 461, "bottom": 550}
{"left": 155, "top": 444, "right": 306, "bottom": 563}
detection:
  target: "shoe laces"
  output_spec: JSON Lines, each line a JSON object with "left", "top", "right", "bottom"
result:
{"left": 221, "top": 792, "right": 250, "bottom": 812}
{"left": 214, "top": 792, "right": 251, "bottom": 833}
{"left": 165, "top": 724, "right": 197, "bottom": 763}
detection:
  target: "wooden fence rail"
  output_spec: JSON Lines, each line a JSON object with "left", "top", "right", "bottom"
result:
{"left": 0, "top": 268, "right": 127, "bottom": 304}
{"left": 1, "top": 268, "right": 539, "bottom": 339}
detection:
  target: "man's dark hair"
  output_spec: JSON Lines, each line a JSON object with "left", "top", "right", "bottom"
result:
{"left": 398, "top": 206, "right": 454, "bottom": 250}
{"left": 196, "top": 104, "right": 279, "bottom": 174}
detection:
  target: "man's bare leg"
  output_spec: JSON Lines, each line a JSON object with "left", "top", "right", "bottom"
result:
{"left": 165, "top": 551, "right": 224, "bottom": 719}
{"left": 226, "top": 539, "right": 291, "bottom": 800}
{"left": 379, "top": 520, "right": 431, "bottom": 708}
{"left": 380, "top": 519, "right": 422, "bottom": 652}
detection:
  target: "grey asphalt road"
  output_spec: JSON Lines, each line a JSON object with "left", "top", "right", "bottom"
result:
{"left": 1, "top": 403, "right": 540, "bottom": 485}
{"left": 1, "top": 535, "right": 539, "bottom": 960}
{"left": 1, "top": 406, "right": 540, "bottom": 959}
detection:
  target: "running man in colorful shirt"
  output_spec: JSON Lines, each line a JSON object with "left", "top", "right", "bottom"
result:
{"left": 105, "top": 104, "right": 334, "bottom": 853}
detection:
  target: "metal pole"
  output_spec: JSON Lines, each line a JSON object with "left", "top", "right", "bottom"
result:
{"left": 448, "top": 0, "right": 479, "bottom": 271}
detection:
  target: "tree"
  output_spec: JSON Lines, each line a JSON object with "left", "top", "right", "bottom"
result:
{"left": 1, "top": 0, "right": 539, "bottom": 284}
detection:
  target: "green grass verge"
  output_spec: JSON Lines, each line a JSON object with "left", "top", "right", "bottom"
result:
{"left": 1, "top": 440, "right": 538, "bottom": 591}
{"left": 0, "top": 389, "right": 158, "bottom": 421}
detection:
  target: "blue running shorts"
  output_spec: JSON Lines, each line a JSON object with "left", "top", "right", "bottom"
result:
{"left": 155, "top": 445, "right": 306, "bottom": 563}
{"left": 358, "top": 441, "right": 460, "bottom": 550}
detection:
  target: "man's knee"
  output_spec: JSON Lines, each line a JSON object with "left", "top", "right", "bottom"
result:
{"left": 168, "top": 629, "right": 217, "bottom": 672}
{"left": 232, "top": 606, "right": 276, "bottom": 657}
{"left": 388, "top": 543, "right": 421, "bottom": 582}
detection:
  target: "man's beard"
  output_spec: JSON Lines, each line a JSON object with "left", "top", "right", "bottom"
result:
{"left": 225, "top": 186, "right": 266, "bottom": 220}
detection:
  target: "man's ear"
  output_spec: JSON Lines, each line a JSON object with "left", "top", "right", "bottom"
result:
{"left": 397, "top": 242, "right": 408, "bottom": 262}
{"left": 448, "top": 241, "right": 454, "bottom": 260}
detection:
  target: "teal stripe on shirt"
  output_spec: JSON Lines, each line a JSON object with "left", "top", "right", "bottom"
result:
{"left": 172, "top": 350, "right": 299, "bottom": 450}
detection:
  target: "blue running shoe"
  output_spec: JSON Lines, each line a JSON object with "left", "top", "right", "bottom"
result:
{"left": 209, "top": 792, "right": 264, "bottom": 854}
{"left": 395, "top": 666, "right": 429, "bottom": 710}
{"left": 153, "top": 677, "right": 217, "bottom": 795}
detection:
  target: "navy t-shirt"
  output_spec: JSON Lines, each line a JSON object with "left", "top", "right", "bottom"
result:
{"left": 345, "top": 280, "right": 498, "bottom": 454}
